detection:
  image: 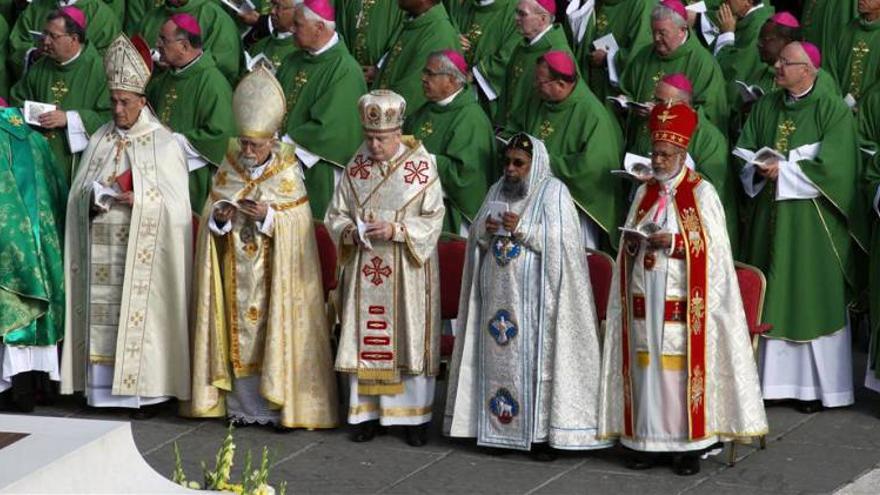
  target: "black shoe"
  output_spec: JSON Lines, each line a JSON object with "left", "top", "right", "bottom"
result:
{"left": 351, "top": 420, "right": 379, "bottom": 442}
{"left": 129, "top": 404, "right": 161, "bottom": 420}
{"left": 404, "top": 424, "right": 429, "bottom": 447}
{"left": 796, "top": 400, "right": 823, "bottom": 414}
{"left": 10, "top": 372, "right": 36, "bottom": 413}
{"left": 273, "top": 424, "right": 292, "bottom": 434}
{"left": 530, "top": 443, "right": 557, "bottom": 462}
{"left": 625, "top": 451, "right": 655, "bottom": 470}
{"left": 672, "top": 453, "right": 701, "bottom": 476}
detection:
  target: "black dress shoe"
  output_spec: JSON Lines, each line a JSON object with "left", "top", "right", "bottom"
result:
{"left": 130, "top": 404, "right": 161, "bottom": 420}
{"left": 625, "top": 451, "right": 655, "bottom": 470}
{"left": 273, "top": 424, "right": 292, "bottom": 434}
{"left": 404, "top": 424, "right": 429, "bottom": 447}
{"left": 672, "top": 453, "right": 701, "bottom": 476}
{"left": 226, "top": 417, "right": 252, "bottom": 428}
{"left": 796, "top": 400, "right": 824, "bottom": 414}
{"left": 10, "top": 372, "right": 35, "bottom": 413}
{"left": 352, "top": 420, "right": 380, "bottom": 442}
{"left": 530, "top": 443, "right": 557, "bottom": 462}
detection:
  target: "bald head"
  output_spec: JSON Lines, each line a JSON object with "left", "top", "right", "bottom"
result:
{"left": 654, "top": 81, "right": 692, "bottom": 105}
{"left": 774, "top": 42, "right": 818, "bottom": 93}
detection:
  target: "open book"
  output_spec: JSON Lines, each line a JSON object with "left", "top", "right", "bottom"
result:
{"left": 23, "top": 100, "right": 56, "bottom": 126}
{"left": 606, "top": 95, "right": 653, "bottom": 112}
{"left": 619, "top": 222, "right": 666, "bottom": 241}
{"left": 611, "top": 153, "right": 654, "bottom": 181}
{"left": 219, "top": 0, "right": 255, "bottom": 14}
{"left": 733, "top": 146, "right": 786, "bottom": 169}
{"left": 244, "top": 52, "right": 275, "bottom": 73}
{"left": 735, "top": 80, "right": 765, "bottom": 103}
{"left": 28, "top": 30, "right": 43, "bottom": 42}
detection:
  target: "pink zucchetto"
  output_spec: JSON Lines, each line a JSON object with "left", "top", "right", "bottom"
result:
{"left": 0, "top": 97, "right": 7, "bottom": 108}
{"left": 660, "top": 73, "right": 693, "bottom": 95}
{"left": 170, "top": 13, "right": 201, "bottom": 36}
{"left": 659, "top": 0, "right": 687, "bottom": 21}
{"left": 441, "top": 49, "right": 468, "bottom": 75}
{"left": 60, "top": 6, "right": 86, "bottom": 30}
{"left": 801, "top": 41, "right": 821, "bottom": 68}
{"left": 543, "top": 50, "right": 576, "bottom": 77}
{"left": 303, "top": 0, "right": 335, "bottom": 22}
{"left": 533, "top": 0, "right": 556, "bottom": 15}
{"left": 769, "top": 12, "right": 800, "bottom": 29}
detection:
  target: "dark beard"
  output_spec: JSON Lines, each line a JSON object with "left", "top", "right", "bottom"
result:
{"left": 500, "top": 176, "right": 527, "bottom": 200}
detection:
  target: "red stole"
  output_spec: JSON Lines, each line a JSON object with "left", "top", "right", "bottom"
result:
{"left": 618, "top": 168, "right": 709, "bottom": 440}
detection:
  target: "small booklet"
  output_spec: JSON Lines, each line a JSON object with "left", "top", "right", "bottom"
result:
{"left": 92, "top": 181, "right": 119, "bottom": 209}
{"left": 486, "top": 201, "right": 510, "bottom": 236}
{"left": 685, "top": 1, "right": 707, "bottom": 13}
{"left": 592, "top": 33, "right": 619, "bottom": 54}
{"left": 605, "top": 95, "right": 653, "bottom": 112}
{"left": 734, "top": 146, "right": 785, "bottom": 169}
{"left": 355, "top": 216, "right": 373, "bottom": 250}
{"left": 220, "top": 0, "right": 255, "bottom": 14}
{"left": 735, "top": 80, "right": 765, "bottom": 103}
{"left": 844, "top": 93, "right": 857, "bottom": 109}
{"left": 244, "top": 51, "right": 275, "bottom": 73}
{"left": 611, "top": 153, "right": 654, "bottom": 181}
{"left": 28, "top": 30, "right": 43, "bottom": 42}
{"left": 23, "top": 100, "right": 57, "bottom": 126}
{"left": 619, "top": 222, "right": 666, "bottom": 241}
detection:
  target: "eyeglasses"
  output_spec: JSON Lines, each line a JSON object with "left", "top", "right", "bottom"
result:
{"left": 776, "top": 57, "right": 808, "bottom": 67}
{"left": 421, "top": 68, "right": 453, "bottom": 78}
{"left": 41, "top": 30, "right": 72, "bottom": 41}
{"left": 156, "top": 35, "right": 186, "bottom": 46}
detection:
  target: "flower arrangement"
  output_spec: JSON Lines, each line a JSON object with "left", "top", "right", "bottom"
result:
{"left": 171, "top": 425, "right": 287, "bottom": 495}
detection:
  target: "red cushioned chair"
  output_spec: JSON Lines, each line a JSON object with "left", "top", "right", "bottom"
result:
{"left": 585, "top": 248, "right": 615, "bottom": 325}
{"left": 728, "top": 261, "right": 772, "bottom": 466}
{"left": 313, "top": 222, "right": 337, "bottom": 302}
{"left": 437, "top": 234, "right": 467, "bottom": 370}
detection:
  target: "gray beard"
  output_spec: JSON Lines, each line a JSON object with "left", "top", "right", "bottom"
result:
{"left": 500, "top": 176, "right": 527, "bottom": 200}
{"left": 239, "top": 155, "right": 260, "bottom": 169}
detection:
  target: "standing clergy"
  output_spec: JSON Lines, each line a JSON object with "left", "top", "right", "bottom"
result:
{"left": 404, "top": 50, "right": 492, "bottom": 236}
{"left": 186, "top": 67, "right": 338, "bottom": 430}
{"left": 326, "top": 90, "right": 445, "bottom": 447}
{"left": 713, "top": 1, "right": 774, "bottom": 92}
{"left": 336, "top": 0, "right": 404, "bottom": 76}
{"left": 599, "top": 102, "right": 768, "bottom": 476}
{"left": 862, "top": 82, "right": 880, "bottom": 396}
{"left": 455, "top": 0, "right": 520, "bottom": 107}
{"left": 618, "top": 0, "right": 728, "bottom": 150}
{"left": 245, "top": 0, "right": 298, "bottom": 74}
{"left": 826, "top": 1, "right": 880, "bottom": 109}
{"left": 445, "top": 133, "right": 610, "bottom": 459}
{"left": 136, "top": 0, "right": 242, "bottom": 83}
{"left": 10, "top": 7, "right": 111, "bottom": 183}
{"left": 373, "top": 0, "right": 461, "bottom": 117}
{"left": 275, "top": 0, "right": 367, "bottom": 221}
{"left": 146, "top": 13, "right": 236, "bottom": 213}
{"left": 0, "top": 99, "right": 67, "bottom": 413}
{"left": 494, "top": 0, "right": 569, "bottom": 127}
{"left": 8, "top": 0, "right": 120, "bottom": 78}
{"left": 800, "top": 0, "right": 858, "bottom": 55}
{"left": 736, "top": 42, "right": 868, "bottom": 413}
{"left": 61, "top": 34, "right": 193, "bottom": 418}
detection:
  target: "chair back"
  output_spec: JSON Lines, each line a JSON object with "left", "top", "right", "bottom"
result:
{"left": 437, "top": 234, "right": 467, "bottom": 320}
{"left": 735, "top": 261, "right": 767, "bottom": 337}
{"left": 313, "top": 222, "right": 338, "bottom": 300}
{"left": 586, "top": 248, "right": 615, "bottom": 322}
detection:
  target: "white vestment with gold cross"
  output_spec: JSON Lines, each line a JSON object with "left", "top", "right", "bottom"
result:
{"left": 61, "top": 108, "right": 193, "bottom": 404}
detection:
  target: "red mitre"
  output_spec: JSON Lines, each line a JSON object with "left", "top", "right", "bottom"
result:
{"left": 649, "top": 102, "right": 698, "bottom": 149}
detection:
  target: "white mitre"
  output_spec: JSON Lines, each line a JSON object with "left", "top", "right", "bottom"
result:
{"left": 232, "top": 65, "right": 286, "bottom": 138}
{"left": 103, "top": 34, "right": 152, "bottom": 95}
{"left": 357, "top": 90, "right": 406, "bottom": 131}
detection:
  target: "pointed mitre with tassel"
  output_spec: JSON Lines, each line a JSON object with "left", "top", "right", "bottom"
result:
{"left": 233, "top": 66, "right": 286, "bottom": 138}
{"left": 103, "top": 34, "right": 153, "bottom": 95}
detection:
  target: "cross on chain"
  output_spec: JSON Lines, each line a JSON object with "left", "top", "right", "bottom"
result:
{"left": 362, "top": 256, "right": 392, "bottom": 286}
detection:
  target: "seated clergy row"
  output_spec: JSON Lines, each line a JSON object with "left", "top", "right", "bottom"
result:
{"left": 0, "top": 32, "right": 768, "bottom": 477}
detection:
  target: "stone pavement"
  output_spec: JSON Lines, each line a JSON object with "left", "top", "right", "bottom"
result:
{"left": 14, "top": 349, "right": 880, "bottom": 494}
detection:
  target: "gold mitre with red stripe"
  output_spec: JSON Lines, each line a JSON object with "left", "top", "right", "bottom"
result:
{"left": 103, "top": 34, "right": 152, "bottom": 94}
{"left": 233, "top": 66, "right": 286, "bottom": 139}
{"left": 358, "top": 90, "right": 406, "bottom": 131}
{"left": 649, "top": 102, "right": 698, "bottom": 149}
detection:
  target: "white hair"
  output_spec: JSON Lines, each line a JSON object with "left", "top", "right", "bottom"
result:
{"left": 651, "top": 4, "right": 688, "bottom": 29}
{"left": 521, "top": 0, "right": 553, "bottom": 26}
{"left": 427, "top": 51, "right": 468, "bottom": 87}
{"left": 300, "top": 4, "right": 336, "bottom": 31}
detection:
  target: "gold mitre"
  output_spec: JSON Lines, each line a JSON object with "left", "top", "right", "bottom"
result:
{"left": 358, "top": 90, "right": 406, "bottom": 132}
{"left": 233, "top": 66, "right": 286, "bottom": 139}
{"left": 103, "top": 34, "right": 152, "bottom": 95}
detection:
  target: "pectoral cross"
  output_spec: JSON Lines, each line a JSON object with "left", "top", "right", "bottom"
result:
{"left": 538, "top": 120, "right": 554, "bottom": 140}
{"left": 775, "top": 119, "right": 796, "bottom": 153}
{"left": 597, "top": 14, "right": 609, "bottom": 34}
{"left": 418, "top": 121, "right": 433, "bottom": 138}
{"left": 50, "top": 80, "right": 69, "bottom": 105}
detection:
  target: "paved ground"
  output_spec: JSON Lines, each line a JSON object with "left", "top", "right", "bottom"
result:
{"left": 14, "top": 348, "right": 880, "bottom": 494}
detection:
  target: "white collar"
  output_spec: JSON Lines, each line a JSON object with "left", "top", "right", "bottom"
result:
{"left": 528, "top": 24, "right": 553, "bottom": 45}
{"left": 436, "top": 87, "right": 463, "bottom": 106}
{"left": 788, "top": 81, "right": 815, "bottom": 100}
{"left": 744, "top": 4, "right": 764, "bottom": 18}
{"left": 59, "top": 47, "right": 82, "bottom": 66}
{"left": 173, "top": 52, "right": 202, "bottom": 74}
{"left": 268, "top": 17, "right": 293, "bottom": 40}
{"left": 310, "top": 32, "right": 339, "bottom": 56}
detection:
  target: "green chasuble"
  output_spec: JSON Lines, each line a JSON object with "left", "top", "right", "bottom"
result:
{"left": 510, "top": 81, "right": 624, "bottom": 249}
{"left": 859, "top": 84, "right": 880, "bottom": 379}
{"left": 715, "top": 4, "right": 773, "bottom": 95}
{"left": 494, "top": 25, "right": 570, "bottom": 128}
{"left": 801, "top": 0, "right": 858, "bottom": 54}
{"left": 336, "top": 0, "right": 404, "bottom": 67}
{"left": 137, "top": 0, "right": 242, "bottom": 83}
{"left": 0, "top": 107, "right": 67, "bottom": 347}
{"left": 9, "top": 45, "right": 111, "bottom": 183}
{"left": 373, "top": 3, "right": 460, "bottom": 117}
{"left": 826, "top": 17, "right": 880, "bottom": 107}
{"left": 619, "top": 33, "right": 729, "bottom": 153}
{"left": 457, "top": 0, "right": 519, "bottom": 104}
{"left": 125, "top": 0, "right": 163, "bottom": 34}
{"left": 245, "top": 31, "right": 297, "bottom": 76}
{"left": 0, "top": 15, "right": 9, "bottom": 99}
{"left": 404, "top": 86, "right": 492, "bottom": 234}
{"left": 9, "top": 0, "right": 121, "bottom": 78}
{"left": 736, "top": 70, "right": 869, "bottom": 342}
{"left": 146, "top": 53, "right": 235, "bottom": 212}
{"left": 100, "top": 0, "right": 124, "bottom": 18}
{"left": 572, "top": 0, "right": 654, "bottom": 103}
{"left": 276, "top": 38, "right": 367, "bottom": 220}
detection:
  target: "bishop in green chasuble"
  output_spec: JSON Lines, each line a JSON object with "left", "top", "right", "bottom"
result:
{"left": 862, "top": 83, "right": 880, "bottom": 393}
{"left": 336, "top": 0, "right": 404, "bottom": 68}
{"left": 373, "top": 1, "right": 461, "bottom": 117}
{"left": 186, "top": 67, "right": 338, "bottom": 429}
{"left": 62, "top": 35, "right": 193, "bottom": 411}
{"left": 735, "top": 42, "right": 868, "bottom": 409}
{"left": 0, "top": 104, "right": 67, "bottom": 412}
{"left": 276, "top": 1, "right": 367, "bottom": 221}
{"left": 826, "top": 11, "right": 880, "bottom": 109}
{"left": 508, "top": 51, "right": 624, "bottom": 251}
{"left": 404, "top": 51, "right": 491, "bottom": 235}
{"left": 454, "top": 0, "right": 519, "bottom": 108}
{"left": 800, "top": 0, "right": 858, "bottom": 55}
{"left": 10, "top": 10, "right": 111, "bottom": 184}
{"left": 146, "top": 14, "right": 236, "bottom": 213}
{"left": 712, "top": 2, "right": 774, "bottom": 105}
